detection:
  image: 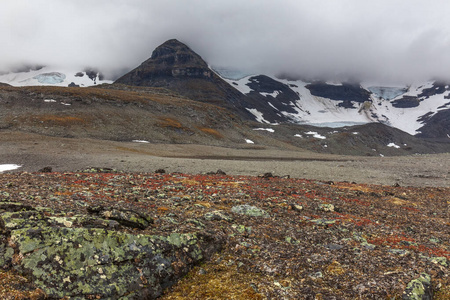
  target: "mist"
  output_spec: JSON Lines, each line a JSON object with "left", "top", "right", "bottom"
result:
{"left": 2, "top": 0, "right": 450, "bottom": 84}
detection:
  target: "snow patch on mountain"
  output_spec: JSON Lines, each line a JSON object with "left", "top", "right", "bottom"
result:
{"left": 387, "top": 143, "right": 401, "bottom": 149}
{"left": 221, "top": 71, "right": 450, "bottom": 137}
{"left": 254, "top": 128, "right": 275, "bottom": 133}
{"left": 0, "top": 66, "right": 112, "bottom": 87}
{"left": 305, "top": 131, "right": 326, "bottom": 139}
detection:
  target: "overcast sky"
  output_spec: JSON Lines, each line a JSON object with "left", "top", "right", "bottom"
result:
{"left": 2, "top": 0, "right": 450, "bottom": 84}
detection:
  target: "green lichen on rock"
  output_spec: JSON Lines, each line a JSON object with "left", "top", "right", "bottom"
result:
{"left": 8, "top": 226, "right": 221, "bottom": 298}
{"left": 204, "top": 210, "right": 233, "bottom": 222}
{"left": 87, "top": 206, "right": 153, "bottom": 229}
{"left": 310, "top": 219, "right": 336, "bottom": 226}
{"left": 0, "top": 201, "right": 223, "bottom": 299}
{"left": 231, "top": 205, "right": 268, "bottom": 218}
{"left": 318, "top": 203, "right": 335, "bottom": 212}
{"left": 402, "top": 273, "right": 432, "bottom": 300}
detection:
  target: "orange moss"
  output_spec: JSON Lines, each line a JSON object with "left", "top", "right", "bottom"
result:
{"left": 157, "top": 117, "right": 185, "bottom": 129}
{"left": 35, "top": 115, "right": 86, "bottom": 126}
{"left": 197, "top": 127, "right": 224, "bottom": 139}
{"left": 161, "top": 253, "right": 265, "bottom": 300}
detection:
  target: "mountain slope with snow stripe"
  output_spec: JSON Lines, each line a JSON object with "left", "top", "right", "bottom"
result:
{"left": 217, "top": 69, "right": 450, "bottom": 139}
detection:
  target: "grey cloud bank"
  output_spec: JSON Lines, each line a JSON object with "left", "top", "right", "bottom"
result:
{"left": 2, "top": 0, "right": 450, "bottom": 84}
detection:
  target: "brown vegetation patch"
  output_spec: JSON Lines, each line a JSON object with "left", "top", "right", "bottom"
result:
{"left": 156, "top": 117, "right": 188, "bottom": 130}
{"left": 161, "top": 253, "right": 265, "bottom": 300}
{"left": 0, "top": 270, "right": 46, "bottom": 299}
{"left": 197, "top": 127, "right": 224, "bottom": 139}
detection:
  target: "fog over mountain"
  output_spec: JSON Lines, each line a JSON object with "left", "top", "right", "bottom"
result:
{"left": 2, "top": 0, "right": 450, "bottom": 83}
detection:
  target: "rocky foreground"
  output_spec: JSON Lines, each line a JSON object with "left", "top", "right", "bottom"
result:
{"left": 0, "top": 169, "right": 448, "bottom": 299}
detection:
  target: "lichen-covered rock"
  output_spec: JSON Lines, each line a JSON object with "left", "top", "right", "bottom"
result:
{"left": 87, "top": 205, "right": 153, "bottom": 229}
{"left": 231, "top": 205, "right": 268, "bottom": 218}
{"left": 319, "top": 203, "right": 335, "bottom": 212}
{"left": 402, "top": 273, "right": 432, "bottom": 300}
{"left": 204, "top": 210, "right": 233, "bottom": 222}
{"left": 0, "top": 202, "right": 223, "bottom": 299}
{"left": 8, "top": 226, "right": 222, "bottom": 299}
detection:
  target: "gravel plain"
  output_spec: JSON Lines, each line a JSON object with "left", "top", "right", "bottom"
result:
{"left": 1, "top": 131, "right": 449, "bottom": 187}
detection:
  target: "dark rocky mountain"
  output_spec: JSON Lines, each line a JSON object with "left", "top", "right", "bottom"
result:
{"left": 115, "top": 39, "right": 250, "bottom": 115}
{"left": 416, "top": 109, "right": 450, "bottom": 140}
{"left": 305, "top": 82, "right": 372, "bottom": 108}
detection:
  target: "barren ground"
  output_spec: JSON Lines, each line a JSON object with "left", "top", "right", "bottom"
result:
{"left": 1, "top": 131, "right": 448, "bottom": 187}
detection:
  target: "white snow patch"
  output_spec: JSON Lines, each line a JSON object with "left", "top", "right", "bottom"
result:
{"left": 260, "top": 91, "right": 280, "bottom": 98}
{"left": 245, "top": 139, "right": 255, "bottom": 144}
{"left": 0, "top": 164, "right": 21, "bottom": 172}
{"left": 352, "top": 132, "right": 359, "bottom": 135}
{"left": 379, "top": 154, "right": 385, "bottom": 157}
{"left": 325, "top": 81, "right": 343, "bottom": 86}
{"left": 246, "top": 108, "right": 276, "bottom": 124}
{"left": 44, "top": 99, "right": 57, "bottom": 103}
{"left": 61, "top": 102, "right": 71, "bottom": 106}
{"left": 387, "top": 143, "right": 401, "bottom": 149}
{"left": 0, "top": 66, "right": 112, "bottom": 87}
{"left": 132, "top": 140, "right": 150, "bottom": 143}
{"left": 268, "top": 102, "right": 279, "bottom": 111}
{"left": 253, "top": 128, "right": 274, "bottom": 133}
{"left": 294, "top": 134, "right": 303, "bottom": 138}
{"left": 305, "top": 131, "right": 326, "bottom": 139}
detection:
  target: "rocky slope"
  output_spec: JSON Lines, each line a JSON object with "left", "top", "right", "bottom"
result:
{"left": 1, "top": 84, "right": 449, "bottom": 156}
{"left": 115, "top": 39, "right": 250, "bottom": 115}
{"left": 0, "top": 170, "right": 448, "bottom": 299}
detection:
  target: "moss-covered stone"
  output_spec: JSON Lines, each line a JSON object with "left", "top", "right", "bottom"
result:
{"left": 231, "top": 205, "right": 268, "bottom": 218}
{"left": 204, "top": 210, "right": 233, "bottom": 222}
{"left": 87, "top": 206, "right": 153, "bottom": 229}
{"left": 402, "top": 273, "right": 432, "bottom": 300}
{"left": 8, "top": 226, "right": 222, "bottom": 299}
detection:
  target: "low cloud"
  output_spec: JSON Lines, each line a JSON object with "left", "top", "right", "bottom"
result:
{"left": 2, "top": 0, "right": 450, "bottom": 83}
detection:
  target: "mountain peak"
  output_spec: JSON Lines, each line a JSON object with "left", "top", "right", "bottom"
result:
{"left": 149, "top": 39, "right": 206, "bottom": 68}
{"left": 114, "top": 39, "right": 248, "bottom": 111}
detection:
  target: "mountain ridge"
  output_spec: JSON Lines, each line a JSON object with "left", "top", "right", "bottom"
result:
{"left": 113, "top": 39, "right": 450, "bottom": 142}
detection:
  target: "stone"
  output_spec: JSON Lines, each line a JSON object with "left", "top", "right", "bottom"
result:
{"left": 231, "top": 205, "right": 269, "bottom": 218}
{"left": 204, "top": 210, "right": 233, "bottom": 222}
{"left": 290, "top": 204, "right": 303, "bottom": 211}
{"left": 87, "top": 206, "right": 153, "bottom": 229}
{"left": 259, "top": 172, "right": 274, "bottom": 179}
{"left": 0, "top": 204, "right": 224, "bottom": 299}
{"left": 319, "top": 203, "right": 335, "bottom": 212}
{"left": 216, "top": 169, "right": 226, "bottom": 175}
{"left": 402, "top": 273, "right": 432, "bottom": 300}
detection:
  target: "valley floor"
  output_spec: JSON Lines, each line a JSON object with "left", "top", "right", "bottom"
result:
{"left": 0, "top": 131, "right": 448, "bottom": 187}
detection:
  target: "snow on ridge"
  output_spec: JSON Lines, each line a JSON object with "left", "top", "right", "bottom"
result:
{"left": 222, "top": 73, "right": 448, "bottom": 136}
{"left": 245, "top": 139, "right": 255, "bottom": 144}
{"left": 260, "top": 91, "right": 280, "bottom": 98}
{"left": 132, "top": 140, "right": 150, "bottom": 143}
{"left": 0, "top": 164, "right": 21, "bottom": 172}
{"left": 387, "top": 142, "right": 401, "bottom": 149}
{"left": 325, "top": 81, "right": 343, "bottom": 86}
{"left": 253, "top": 128, "right": 275, "bottom": 133}
{"left": 246, "top": 108, "right": 275, "bottom": 124}
{"left": 305, "top": 131, "right": 326, "bottom": 139}
{"left": 0, "top": 66, "right": 112, "bottom": 87}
